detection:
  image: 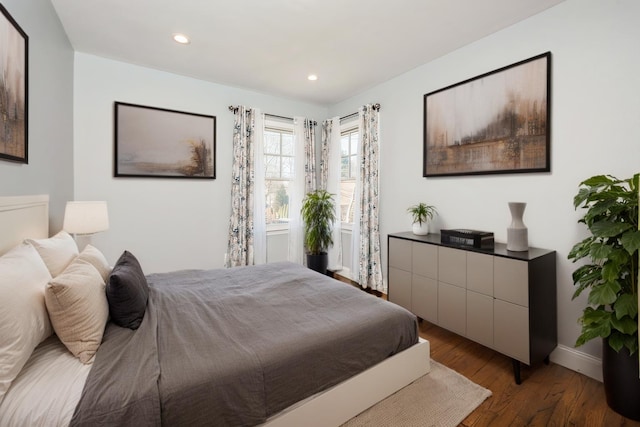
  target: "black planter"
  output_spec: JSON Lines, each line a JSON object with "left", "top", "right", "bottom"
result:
{"left": 602, "top": 338, "right": 640, "bottom": 421}
{"left": 306, "top": 252, "right": 328, "bottom": 275}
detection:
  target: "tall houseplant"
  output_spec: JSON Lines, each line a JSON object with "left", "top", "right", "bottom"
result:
{"left": 301, "top": 189, "right": 336, "bottom": 274}
{"left": 568, "top": 174, "right": 640, "bottom": 420}
{"left": 407, "top": 202, "right": 437, "bottom": 235}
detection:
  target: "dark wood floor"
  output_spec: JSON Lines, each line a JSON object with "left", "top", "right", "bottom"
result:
{"left": 418, "top": 320, "right": 640, "bottom": 427}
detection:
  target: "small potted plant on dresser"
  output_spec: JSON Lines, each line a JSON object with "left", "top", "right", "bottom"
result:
{"left": 568, "top": 174, "right": 640, "bottom": 421}
{"left": 301, "top": 189, "right": 336, "bottom": 275}
{"left": 407, "top": 202, "right": 437, "bottom": 235}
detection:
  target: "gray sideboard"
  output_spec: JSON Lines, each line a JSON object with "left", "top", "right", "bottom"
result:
{"left": 388, "top": 232, "right": 557, "bottom": 384}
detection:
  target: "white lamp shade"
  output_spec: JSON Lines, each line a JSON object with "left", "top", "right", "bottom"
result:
{"left": 63, "top": 201, "right": 109, "bottom": 235}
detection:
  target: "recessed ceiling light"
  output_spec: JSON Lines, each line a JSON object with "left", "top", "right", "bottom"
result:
{"left": 307, "top": 74, "right": 318, "bottom": 81}
{"left": 173, "top": 33, "right": 190, "bottom": 44}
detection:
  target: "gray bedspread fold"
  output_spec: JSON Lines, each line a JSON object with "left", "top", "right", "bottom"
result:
{"left": 70, "top": 262, "right": 418, "bottom": 427}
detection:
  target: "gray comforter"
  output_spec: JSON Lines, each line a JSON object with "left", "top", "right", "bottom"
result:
{"left": 70, "top": 262, "right": 418, "bottom": 427}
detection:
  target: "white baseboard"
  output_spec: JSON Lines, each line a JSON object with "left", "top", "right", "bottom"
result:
{"left": 550, "top": 344, "right": 602, "bottom": 382}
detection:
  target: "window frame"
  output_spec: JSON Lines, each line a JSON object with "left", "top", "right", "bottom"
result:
{"left": 339, "top": 121, "right": 359, "bottom": 229}
{"left": 264, "top": 122, "right": 295, "bottom": 232}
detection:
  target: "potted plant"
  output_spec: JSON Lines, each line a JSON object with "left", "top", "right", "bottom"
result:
{"left": 301, "top": 189, "right": 336, "bottom": 275}
{"left": 568, "top": 174, "right": 640, "bottom": 421}
{"left": 407, "top": 203, "right": 437, "bottom": 235}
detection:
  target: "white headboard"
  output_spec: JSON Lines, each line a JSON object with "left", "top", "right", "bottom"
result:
{"left": 0, "top": 195, "right": 49, "bottom": 255}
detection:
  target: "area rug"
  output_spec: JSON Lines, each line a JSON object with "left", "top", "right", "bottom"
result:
{"left": 341, "top": 360, "right": 492, "bottom": 427}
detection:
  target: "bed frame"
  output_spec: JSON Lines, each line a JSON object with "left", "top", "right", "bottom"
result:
{"left": 0, "top": 194, "right": 431, "bottom": 426}
{"left": 0, "top": 194, "right": 49, "bottom": 255}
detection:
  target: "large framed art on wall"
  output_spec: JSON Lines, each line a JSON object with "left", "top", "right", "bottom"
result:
{"left": 423, "top": 52, "right": 551, "bottom": 177}
{"left": 0, "top": 4, "right": 28, "bottom": 164}
{"left": 114, "top": 102, "right": 216, "bottom": 179}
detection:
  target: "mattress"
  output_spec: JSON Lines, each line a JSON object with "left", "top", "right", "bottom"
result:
{"left": 0, "top": 335, "right": 90, "bottom": 427}
{"left": 1, "top": 262, "right": 418, "bottom": 427}
{"left": 71, "top": 262, "right": 418, "bottom": 426}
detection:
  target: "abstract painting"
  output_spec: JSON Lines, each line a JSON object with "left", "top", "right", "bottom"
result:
{"left": 0, "top": 4, "right": 28, "bottom": 163}
{"left": 424, "top": 52, "right": 551, "bottom": 177}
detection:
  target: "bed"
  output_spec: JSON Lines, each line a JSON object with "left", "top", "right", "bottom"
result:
{"left": 0, "top": 195, "right": 430, "bottom": 427}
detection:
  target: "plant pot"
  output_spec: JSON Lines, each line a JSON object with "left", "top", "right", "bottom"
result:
{"left": 602, "top": 338, "right": 640, "bottom": 421}
{"left": 412, "top": 222, "right": 429, "bottom": 235}
{"left": 306, "top": 252, "right": 329, "bottom": 275}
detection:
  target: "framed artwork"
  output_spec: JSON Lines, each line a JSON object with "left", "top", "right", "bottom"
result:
{"left": 0, "top": 4, "right": 28, "bottom": 163}
{"left": 423, "top": 52, "right": 551, "bottom": 177}
{"left": 114, "top": 102, "right": 216, "bottom": 179}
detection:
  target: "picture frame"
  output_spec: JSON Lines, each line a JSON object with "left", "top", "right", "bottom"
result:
{"left": 423, "top": 52, "right": 551, "bottom": 177}
{"left": 0, "top": 4, "right": 28, "bottom": 164}
{"left": 114, "top": 102, "right": 216, "bottom": 179}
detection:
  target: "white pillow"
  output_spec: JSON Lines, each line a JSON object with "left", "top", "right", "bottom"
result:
{"left": 26, "top": 231, "right": 79, "bottom": 277}
{"left": 45, "top": 258, "right": 109, "bottom": 364}
{"left": 0, "top": 243, "right": 53, "bottom": 403}
{"left": 77, "top": 244, "right": 111, "bottom": 282}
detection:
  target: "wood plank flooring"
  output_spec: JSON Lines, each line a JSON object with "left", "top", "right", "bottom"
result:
{"left": 418, "top": 320, "right": 640, "bottom": 427}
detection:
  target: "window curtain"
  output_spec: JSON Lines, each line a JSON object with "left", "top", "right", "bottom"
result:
{"left": 351, "top": 104, "right": 384, "bottom": 292}
{"left": 288, "top": 117, "right": 317, "bottom": 264}
{"left": 321, "top": 117, "right": 342, "bottom": 271}
{"left": 225, "top": 106, "right": 266, "bottom": 267}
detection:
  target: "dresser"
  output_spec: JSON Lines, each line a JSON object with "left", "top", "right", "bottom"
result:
{"left": 388, "top": 232, "right": 557, "bottom": 384}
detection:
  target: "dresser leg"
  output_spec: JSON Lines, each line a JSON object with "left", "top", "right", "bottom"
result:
{"left": 512, "top": 359, "right": 522, "bottom": 385}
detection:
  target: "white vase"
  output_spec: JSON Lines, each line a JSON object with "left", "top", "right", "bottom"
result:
{"left": 507, "top": 202, "right": 528, "bottom": 251}
{"left": 412, "top": 222, "right": 429, "bottom": 235}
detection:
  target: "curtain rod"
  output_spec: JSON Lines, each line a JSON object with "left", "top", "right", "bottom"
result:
{"left": 339, "top": 103, "right": 381, "bottom": 122}
{"left": 228, "top": 106, "right": 316, "bottom": 126}
{"left": 266, "top": 112, "right": 293, "bottom": 122}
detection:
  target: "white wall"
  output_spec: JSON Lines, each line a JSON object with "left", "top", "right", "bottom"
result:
{"left": 73, "top": 53, "right": 327, "bottom": 274}
{"left": 0, "top": 0, "right": 74, "bottom": 230}
{"left": 329, "top": 0, "right": 640, "bottom": 378}
{"left": 71, "top": 0, "right": 639, "bottom": 379}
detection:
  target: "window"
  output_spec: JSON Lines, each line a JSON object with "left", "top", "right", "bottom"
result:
{"left": 264, "top": 126, "right": 294, "bottom": 228}
{"left": 340, "top": 127, "right": 359, "bottom": 224}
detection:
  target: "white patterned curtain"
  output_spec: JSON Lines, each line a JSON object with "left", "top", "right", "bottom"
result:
{"left": 289, "top": 117, "right": 317, "bottom": 264}
{"left": 321, "top": 117, "right": 342, "bottom": 271}
{"left": 303, "top": 119, "right": 317, "bottom": 194}
{"left": 225, "top": 106, "right": 266, "bottom": 267}
{"left": 351, "top": 104, "right": 384, "bottom": 292}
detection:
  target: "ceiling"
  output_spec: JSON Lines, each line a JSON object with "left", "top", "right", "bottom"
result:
{"left": 50, "top": 0, "right": 565, "bottom": 106}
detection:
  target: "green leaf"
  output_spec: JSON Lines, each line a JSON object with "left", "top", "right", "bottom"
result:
{"left": 623, "top": 334, "right": 639, "bottom": 355}
{"left": 587, "top": 281, "right": 620, "bottom": 306}
{"left": 571, "top": 265, "right": 602, "bottom": 299}
{"left": 610, "top": 315, "right": 638, "bottom": 335}
{"left": 581, "top": 174, "right": 617, "bottom": 188}
{"left": 608, "top": 333, "right": 625, "bottom": 352}
{"left": 571, "top": 263, "right": 600, "bottom": 284}
{"left": 587, "top": 199, "right": 617, "bottom": 217}
{"left": 573, "top": 187, "right": 593, "bottom": 209}
{"left": 589, "top": 242, "right": 612, "bottom": 260}
{"left": 601, "top": 261, "right": 621, "bottom": 283}
{"left": 590, "top": 221, "right": 632, "bottom": 238}
{"left": 614, "top": 293, "right": 639, "bottom": 319}
{"left": 621, "top": 229, "right": 640, "bottom": 255}
{"left": 576, "top": 308, "right": 612, "bottom": 347}
{"left": 576, "top": 322, "right": 611, "bottom": 347}
{"left": 608, "top": 331, "right": 639, "bottom": 355}
{"left": 608, "top": 247, "right": 630, "bottom": 266}
{"left": 580, "top": 307, "right": 611, "bottom": 325}
{"left": 568, "top": 237, "right": 594, "bottom": 262}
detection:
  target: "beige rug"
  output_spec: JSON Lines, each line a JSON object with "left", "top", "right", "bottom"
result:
{"left": 342, "top": 360, "right": 492, "bottom": 427}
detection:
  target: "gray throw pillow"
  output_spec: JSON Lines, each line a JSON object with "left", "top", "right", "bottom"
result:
{"left": 106, "top": 250, "right": 148, "bottom": 330}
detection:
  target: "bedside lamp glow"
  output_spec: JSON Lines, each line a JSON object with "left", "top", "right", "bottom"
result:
{"left": 63, "top": 201, "right": 109, "bottom": 235}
